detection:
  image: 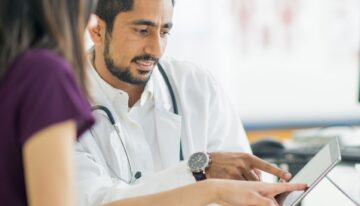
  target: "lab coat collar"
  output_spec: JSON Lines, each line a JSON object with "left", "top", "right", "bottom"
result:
{"left": 87, "top": 58, "right": 174, "bottom": 115}
{"left": 141, "top": 77, "right": 154, "bottom": 107}
{"left": 89, "top": 65, "right": 154, "bottom": 110}
{"left": 87, "top": 64, "right": 114, "bottom": 111}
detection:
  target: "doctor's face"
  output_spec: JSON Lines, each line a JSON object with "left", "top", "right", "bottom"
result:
{"left": 103, "top": 0, "right": 173, "bottom": 85}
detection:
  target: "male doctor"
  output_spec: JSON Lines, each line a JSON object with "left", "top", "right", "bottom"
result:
{"left": 75, "top": 0, "right": 292, "bottom": 205}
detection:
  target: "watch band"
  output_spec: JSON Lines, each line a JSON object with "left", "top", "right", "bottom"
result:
{"left": 192, "top": 171, "right": 206, "bottom": 181}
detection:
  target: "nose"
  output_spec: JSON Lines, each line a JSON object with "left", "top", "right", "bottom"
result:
{"left": 144, "top": 33, "right": 165, "bottom": 58}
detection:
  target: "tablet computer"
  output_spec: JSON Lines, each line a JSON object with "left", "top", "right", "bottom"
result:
{"left": 276, "top": 138, "right": 342, "bottom": 206}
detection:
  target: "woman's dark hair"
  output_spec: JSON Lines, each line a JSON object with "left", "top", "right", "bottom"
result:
{"left": 0, "top": 0, "right": 98, "bottom": 95}
{"left": 95, "top": 0, "right": 175, "bottom": 34}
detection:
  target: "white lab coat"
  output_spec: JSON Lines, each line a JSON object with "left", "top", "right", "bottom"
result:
{"left": 75, "top": 57, "right": 252, "bottom": 206}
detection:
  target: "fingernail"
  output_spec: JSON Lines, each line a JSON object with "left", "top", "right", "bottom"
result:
{"left": 284, "top": 172, "right": 292, "bottom": 180}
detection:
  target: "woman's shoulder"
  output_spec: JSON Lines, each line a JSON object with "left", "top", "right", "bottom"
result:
{"left": 13, "top": 48, "right": 71, "bottom": 76}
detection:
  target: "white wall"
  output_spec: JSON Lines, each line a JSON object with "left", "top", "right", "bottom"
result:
{"left": 166, "top": 0, "right": 360, "bottom": 129}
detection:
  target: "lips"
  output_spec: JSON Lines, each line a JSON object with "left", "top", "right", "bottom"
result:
{"left": 134, "top": 59, "right": 156, "bottom": 72}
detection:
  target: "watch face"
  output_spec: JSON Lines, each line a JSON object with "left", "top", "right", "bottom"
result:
{"left": 188, "top": 152, "right": 208, "bottom": 172}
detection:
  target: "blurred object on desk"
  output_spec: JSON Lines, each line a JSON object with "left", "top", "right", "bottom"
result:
{"left": 289, "top": 126, "right": 360, "bottom": 162}
{"left": 251, "top": 137, "right": 312, "bottom": 176}
{"left": 247, "top": 128, "right": 294, "bottom": 143}
{"left": 292, "top": 126, "right": 360, "bottom": 147}
{"left": 251, "top": 137, "right": 285, "bottom": 157}
{"left": 283, "top": 143, "right": 360, "bottom": 162}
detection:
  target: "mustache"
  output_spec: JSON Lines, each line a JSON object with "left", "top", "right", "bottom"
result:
{"left": 131, "top": 55, "right": 159, "bottom": 64}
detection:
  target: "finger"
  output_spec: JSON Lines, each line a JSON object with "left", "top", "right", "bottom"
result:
{"left": 243, "top": 169, "right": 260, "bottom": 181}
{"left": 218, "top": 201, "right": 233, "bottom": 206}
{"left": 271, "top": 197, "right": 280, "bottom": 206}
{"left": 268, "top": 183, "right": 307, "bottom": 196}
{"left": 278, "top": 178, "right": 286, "bottom": 183}
{"left": 248, "top": 156, "right": 292, "bottom": 180}
{"left": 238, "top": 174, "right": 247, "bottom": 180}
{"left": 232, "top": 172, "right": 247, "bottom": 180}
{"left": 254, "top": 169, "right": 262, "bottom": 181}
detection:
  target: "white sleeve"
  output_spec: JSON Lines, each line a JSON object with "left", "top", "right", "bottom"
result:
{"left": 75, "top": 141, "right": 195, "bottom": 206}
{"left": 159, "top": 57, "right": 251, "bottom": 154}
{"left": 206, "top": 71, "right": 252, "bottom": 154}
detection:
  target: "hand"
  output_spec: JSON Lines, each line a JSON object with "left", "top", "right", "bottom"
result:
{"left": 206, "top": 152, "right": 292, "bottom": 181}
{"left": 210, "top": 179, "right": 307, "bottom": 206}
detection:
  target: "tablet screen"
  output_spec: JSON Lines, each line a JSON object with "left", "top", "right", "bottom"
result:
{"left": 276, "top": 138, "right": 341, "bottom": 206}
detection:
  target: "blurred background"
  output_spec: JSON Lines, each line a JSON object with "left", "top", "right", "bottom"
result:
{"left": 166, "top": 0, "right": 360, "bottom": 131}
{"left": 164, "top": 2, "right": 360, "bottom": 204}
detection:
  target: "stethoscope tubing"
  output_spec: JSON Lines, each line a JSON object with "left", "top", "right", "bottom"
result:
{"left": 91, "top": 63, "right": 183, "bottom": 184}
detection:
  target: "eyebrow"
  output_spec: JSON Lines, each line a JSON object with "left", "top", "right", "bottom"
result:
{"left": 131, "top": 19, "right": 173, "bottom": 29}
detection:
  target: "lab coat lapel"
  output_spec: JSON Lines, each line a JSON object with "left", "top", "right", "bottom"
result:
{"left": 153, "top": 67, "right": 182, "bottom": 168}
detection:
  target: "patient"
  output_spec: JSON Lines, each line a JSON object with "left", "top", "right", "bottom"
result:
{"left": 0, "top": 0, "right": 96, "bottom": 205}
{"left": 0, "top": 0, "right": 305, "bottom": 205}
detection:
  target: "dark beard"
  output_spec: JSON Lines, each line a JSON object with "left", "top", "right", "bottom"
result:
{"left": 103, "top": 36, "right": 158, "bottom": 85}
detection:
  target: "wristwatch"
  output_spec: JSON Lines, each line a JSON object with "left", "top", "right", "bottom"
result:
{"left": 187, "top": 152, "right": 211, "bottom": 181}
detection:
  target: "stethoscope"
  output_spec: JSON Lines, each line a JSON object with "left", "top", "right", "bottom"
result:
{"left": 91, "top": 63, "right": 184, "bottom": 184}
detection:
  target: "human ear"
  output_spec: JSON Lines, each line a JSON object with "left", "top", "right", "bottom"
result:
{"left": 87, "top": 14, "right": 106, "bottom": 45}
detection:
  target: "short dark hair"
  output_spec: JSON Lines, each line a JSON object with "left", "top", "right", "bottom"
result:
{"left": 95, "top": 0, "right": 175, "bottom": 34}
{"left": 0, "top": 0, "right": 97, "bottom": 95}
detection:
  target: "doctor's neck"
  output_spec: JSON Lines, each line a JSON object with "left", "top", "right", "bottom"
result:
{"left": 91, "top": 50, "right": 145, "bottom": 107}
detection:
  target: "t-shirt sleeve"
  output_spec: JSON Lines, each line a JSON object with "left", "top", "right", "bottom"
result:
{"left": 17, "top": 51, "right": 94, "bottom": 145}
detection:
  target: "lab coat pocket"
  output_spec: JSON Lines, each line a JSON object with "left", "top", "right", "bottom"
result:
{"left": 154, "top": 107, "right": 182, "bottom": 168}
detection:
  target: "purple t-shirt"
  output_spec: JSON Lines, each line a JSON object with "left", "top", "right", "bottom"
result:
{"left": 0, "top": 48, "right": 94, "bottom": 206}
